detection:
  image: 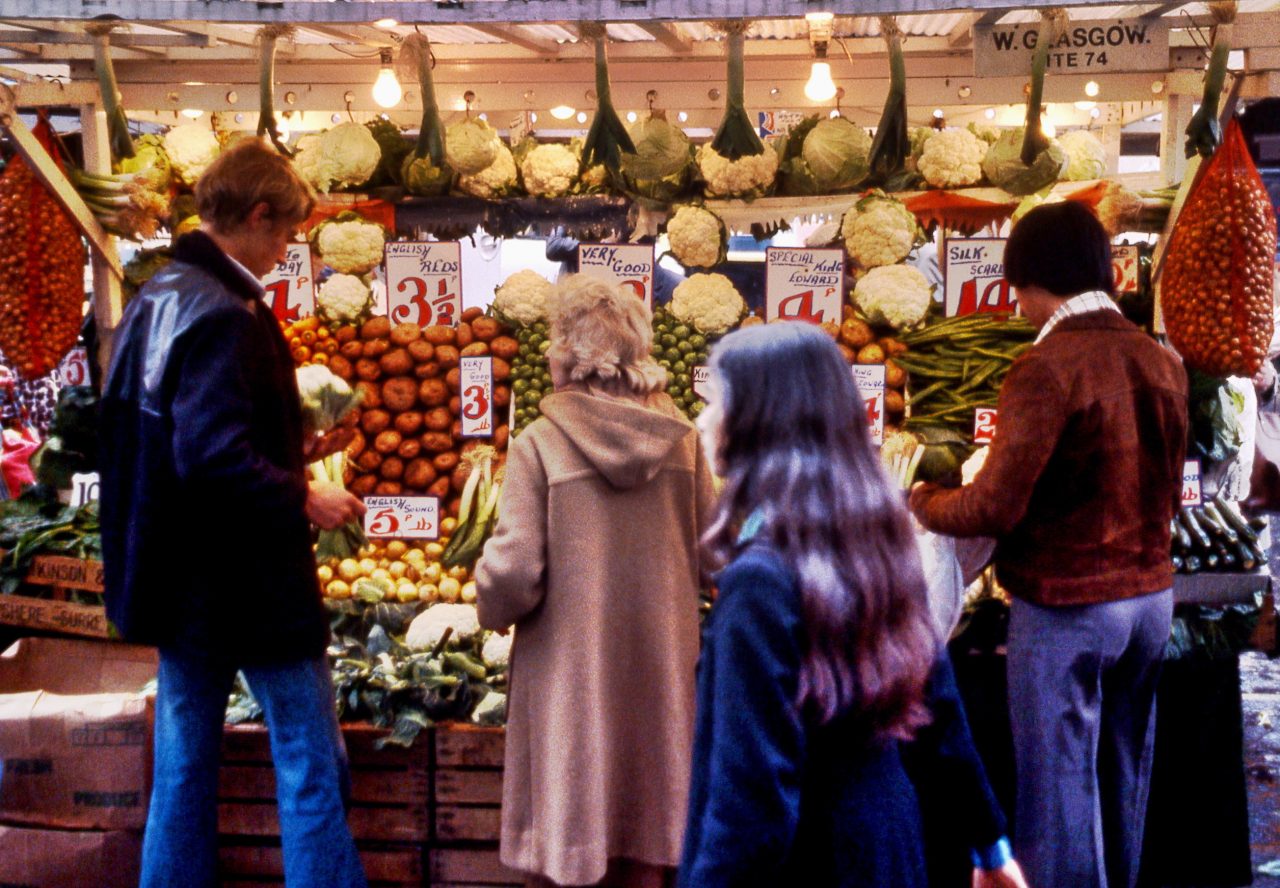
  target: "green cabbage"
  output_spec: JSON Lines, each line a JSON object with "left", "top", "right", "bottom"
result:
{"left": 981, "top": 128, "right": 1068, "bottom": 196}
{"left": 446, "top": 118, "right": 500, "bottom": 176}
{"left": 400, "top": 154, "right": 453, "bottom": 197}
{"left": 365, "top": 118, "right": 412, "bottom": 187}
{"left": 800, "top": 118, "right": 872, "bottom": 192}
{"left": 621, "top": 113, "right": 694, "bottom": 201}
{"left": 776, "top": 116, "right": 822, "bottom": 196}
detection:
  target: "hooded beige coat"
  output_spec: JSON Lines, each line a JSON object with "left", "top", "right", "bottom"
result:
{"left": 476, "top": 390, "right": 716, "bottom": 887}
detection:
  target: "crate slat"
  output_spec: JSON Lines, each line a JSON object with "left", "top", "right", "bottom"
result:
{"left": 435, "top": 807, "right": 503, "bottom": 843}
{"left": 219, "top": 803, "right": 429, "bottom": 843}
{"left": 219, "top": 842, "right": 422, "bottom": 884}
{"left": 435, "top": 726, "right": 505, "bottom": 768}
{"left": 429, "top": 847, "right": 521, "bottom": 886}
{"left": 222, "top": 723, "right": 424, "bottom": 769}
{"left": 220, "top": 765, "right": 428, "bottom": 806}
{"left": 434, "top": 770, "right": 503, "bottom": 806}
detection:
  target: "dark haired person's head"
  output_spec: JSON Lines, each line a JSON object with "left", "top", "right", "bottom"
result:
{"left": 1005, "top": 201, "right": 1113, "bottom": 326}
{"left": 194, "top": 138, "right": 316, "bottom": 277}
{"left": 698, "top": 322, "right": 935, "bottom": 739}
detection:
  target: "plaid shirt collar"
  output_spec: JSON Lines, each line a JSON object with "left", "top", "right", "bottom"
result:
{"left": 1034, "top": 290, "right": 1121, "bottom": 344}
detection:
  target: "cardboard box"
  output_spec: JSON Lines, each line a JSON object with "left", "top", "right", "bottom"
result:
{"left": 0, "top": 637, "right": 157, "bottom": 830}
{"left": 0, "top": 824, "right": 141, "bottom": 888}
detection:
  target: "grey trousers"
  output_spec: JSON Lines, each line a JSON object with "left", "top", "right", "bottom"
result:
{"left": 1007, "top": 589, "right": 1173, "bottom": 888}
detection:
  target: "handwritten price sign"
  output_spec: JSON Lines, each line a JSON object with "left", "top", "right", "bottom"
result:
{"left": 578, "top": 244, "right": 655, "bottom": 310}
{"left": 364, "top": 496, "right": 441, "bottom": 540}
{"left": 70, "top": 472, "right": 100, "bottom": 507}
{"left": 944, "top": 237, "right": 1017, "bottom": 317}
{"left": 765, "top": 247, "right": 844, "bottom": 326}
{"left": 1181, "top": 459, "right": 1203, "bottom": 507}
{"left": 385, "top": 242, "right": 462, "bottom": 328}
{"left": 1112, "top": 244, "right": 1141, "bottom": 295}
{"left": 55, "top": 347, "right": 91, "bottom": 387}
{"left": 261, "top": 244, "right": 316, "bottom": 323}
{"left": 459, "top": 356, "right": 494, "bottom": 438}
{"left": 852, "top": 364, "right": 887, "bottom": 446}
{"left": 973, "top": 407, "right": 999, "bottom": 444}
{"left": 692, "top": 365, "right": 713, "bottom": 402}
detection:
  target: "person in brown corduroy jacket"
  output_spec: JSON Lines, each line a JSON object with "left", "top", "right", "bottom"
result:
{"left": 911, "top": 203, "right": 1188, "bottom": 888}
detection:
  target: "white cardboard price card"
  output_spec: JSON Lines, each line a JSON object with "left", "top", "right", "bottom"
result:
{"left": 55, "top": 347, "right": 91, "bottom": 387}
{"left": 385, "top": 242, "right": 462, "bottom": 328}
{"left": 852, "top": 364, "right": 887, "bottom": 446}
{"left": 765, "top": 247, "right": 845, "bottom": 326}
{"left": 944, "top": 238, "right": 1017, "bottom": 317}
{"left": 578, "top": 244, "right": 655, "bottom": 310}
{"left": 364, "top": 496, "right": 441, "bottom": 540}
{"left": 1181, "top": 459, "right": 1203, "bottom": 508}
{"left": 459, "top": 356, "right": 495, "bottom": 438}
{"left": 692, "top": 366, "right": 712, "bottom": 402}
{"left": 261, "top": 244, "right": 316, "bottom": 323}
{"left": 70, "top": 472, "right": 100, "bottom": 507}
{"left": 973, "top": 408, "right": 999, "bottom": 445}
{"left": 1112, "top": 244, "right": 1141, "bottom": 295}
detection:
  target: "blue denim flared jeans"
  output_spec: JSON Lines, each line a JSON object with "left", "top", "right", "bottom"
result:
{"left": 139, "top": 649, "right": 367, "bottom": 888}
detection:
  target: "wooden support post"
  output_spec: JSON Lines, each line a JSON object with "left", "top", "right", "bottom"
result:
{"left": 79, "top": 101, "right": 123, "bottom": 379}
{"left": 1100, "top": 123, "right": 1123, "bottom": 177}
{"left": 1160, "top": 92, "right": 1193, "bottom": 187}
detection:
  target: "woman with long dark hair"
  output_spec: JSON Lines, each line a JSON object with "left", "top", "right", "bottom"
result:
{"left": 679, "top": 323, "right": 1025, "bottom": 888}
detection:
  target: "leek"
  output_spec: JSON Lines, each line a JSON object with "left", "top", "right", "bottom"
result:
{"left": 256, "top": 25, "right": 294, "bottom": 157}
{"left": 868, "top": 17, "right": 910, "bottom": 183}
{"left": 1185, "top": 2, "right": 1237, "bottom": 159}
{"left": 710, "top": 21, "right": 764, "bottom": 160}
{"left": 579, "top": 23, "right": 635, "bottom": 176}
{"left": 84, "top": 23, "right": 134, "bottom": 162}
{"left": 1019, "top": 9, "right": 1066, "bottom": 166}
{"left": 404, "top": 33, "right": 445, "bottom": 167}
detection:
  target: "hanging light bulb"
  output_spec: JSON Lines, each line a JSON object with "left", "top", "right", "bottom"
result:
{"left": 181, "top": 108, "right": 203, "bottom": 120}
{"left": 550, "top": 105, "right": 576, "bottom": 120}
{"left": 1084, "top": 80, "right": 1100, "bottom": 97}
{"left": 372, "top": 48, "right": 402, "bottom": 109}
{"left": 804, "top": 44, "right": 837, "bottom": 104}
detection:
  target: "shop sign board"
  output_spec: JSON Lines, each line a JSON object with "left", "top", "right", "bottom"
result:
{"left": 385, "top": 242, "right": 462, "bottom": 328}
{"left": 758, "top": 111, "right": 806, "bottom": 138}
{"left": 1181, "top": 459, "right": 1203, "bottom": 507}
{"left": 364, "top": 496, "right": 440, "bottom": 540}
{"left": 944, "top": 237, "right": 1017, "bottom": 317}
{"left": 974, "top": 18, "right": 1170, "bottom": 77}
{"left": 459, "top": 356, "right": 495, "bottom": 438}
{"left": 1112, "top": 244, "right": 1141, "bottom": 295}
{"left": 973, "top": 408, "right": 999, "bottom": 445}
{"left": 578, "top": 243, "right": 655, "bottom": 310}
{"left": 55, "top": 347, "right": 92, "bottom": 387}
{"left": 261, "top": 244, "right": 315, "bottom": 323}
{"left": 852, "top": 364, "right": 887, "bottom": 446}
{"left": 765, "top": 247, "right": 845, "bottom": 326}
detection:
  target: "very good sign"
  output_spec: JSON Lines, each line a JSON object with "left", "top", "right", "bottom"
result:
{"left": 384, "top": 242, "right": 462, "bottom": 327}
{"left": 765, "top": 247, "right": 845, "bottom": 325}
{"left": 261, "top": 244, "right": 315, "bottom": 323}
{"left": 974, "top": 18, "right": 1169, "bottom": 76}
{"left": 944, "top": 238, "right": 1016, "bottom": 317}
{"left": 578, "top": 244, "right": 655, "bottom": 309}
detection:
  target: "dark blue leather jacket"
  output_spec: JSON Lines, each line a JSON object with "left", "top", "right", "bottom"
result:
{"left": 99, "top": 232, "right": 328, "bottom": 662}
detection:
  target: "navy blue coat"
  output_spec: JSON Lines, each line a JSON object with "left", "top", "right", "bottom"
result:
{"left": 99, "top": 232, "right": 328, "bottom": 663}
{"left": 679, "top": 544, "right": 1005, "bottom": 888}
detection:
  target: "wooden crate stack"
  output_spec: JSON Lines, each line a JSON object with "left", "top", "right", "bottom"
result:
{"left": 217, "top": 723, "right": 518, "bottom": 888}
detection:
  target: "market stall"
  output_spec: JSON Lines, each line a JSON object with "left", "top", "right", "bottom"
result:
{"left": 0, "top": 0, "right": 1276, "bottom": 885}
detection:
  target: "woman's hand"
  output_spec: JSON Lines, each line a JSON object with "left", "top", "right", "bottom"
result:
{"left": 305, "top": 481, "right": 366, "bottom": 530}
{"left": 972, "top": 861, "right": 1029, "bottom": 888}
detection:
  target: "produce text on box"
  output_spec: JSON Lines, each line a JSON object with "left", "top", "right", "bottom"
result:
{"left": 55, "top": 347, "right": 91, "bottom": 388}
{"left": 973, "top": 408, "right": 999, "bottom": 445}
{"left": 1112, "top": 244, "right": 1141, "bottom": 295}
{"left": 577, "top": 244, "right": 655, "bottom": 311}
{"left": 974, "top": 18, "right": 1169, "bottom": 77}
{"left": 944, "top": 238, "right": 1016, "bottom": 317}
{"left": 364, "top": 496, "right": 441, "bottom": 540}
{"left": 852, "top": 364, "right": 887, "bottom": 446}
{"left": 765, "top": 247, "right": 845, "bottom": 326}
{"left": 459, "top": 356, "right": 495, "bottom": 438}
{"left": 261, "top": 244, "right": 315, "bottom": 323}
{"left": 385, "top": 242, "right": 462, "bottom": 328}
{"left": 1182, "top": 459, "right": 1203, "bottom": 507}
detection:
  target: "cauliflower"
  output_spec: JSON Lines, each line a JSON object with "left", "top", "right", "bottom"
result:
{"left": 481, "top": 631, "right": 513, "bottom": 670}
{"left": 493, "top": 270, "right": 554, "bottom": 325}
{"left": 293, "top": 123, "right": 381, "bottom": 193}
{"left": 520, "top": 143, "right": 579, "bottom": 198}
{"left": 162, "top": 124, "right": 221, "bottom": 186}
{"left": 853, "top": 264, "right": 933, "bottom": 333}
{"left": 312, "top": 212, "right": 387, "bottom": 275}
{"left": 446, "top": 117, "right": 501, "bottom": 175}
{"left": 967, "top": 122, "right": 1002, "bottom": 146}
{"left": 667, "top": 206, "right": 725, "bottom": 270}
{"left": 1010, "top": 191, "right": 1065, "bottom": 226}
{"left": 671, "top": 273, "right": 746, "bottom": 335}
{"left": 961, "top": 446, "right": 989, "bottom": 485}
{"left": 457, "top": 143, "right": 519, "bottom": 199}
{"left": 697, "top": 144, "right": 777, "bottom": 199}
{"left": 471, "top": 691, "right": 507, "bottom": 725}
{"left": 404, "top": 603, "right": 481, "bottom": 651}
{"left": 317, "top": 274, "right": 372, "bottom": 324}
{"left": 1058, "top": 129, "right": 1107, "bottom": 181}
{"left": 917, "top": 128, "right": 987, "bottom": 189}
{"left": 842, "top": 191, "right": 922, "bottom": 269}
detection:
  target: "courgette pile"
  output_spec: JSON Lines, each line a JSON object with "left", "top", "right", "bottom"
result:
{"left": 1171, "top": 494, "right": 1268, "bottom": 573}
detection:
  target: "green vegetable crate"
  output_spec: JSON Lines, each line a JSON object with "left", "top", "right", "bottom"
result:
{"left": 0, "top": 555, "right": 110, "bottom": 639}
{"left": 217, "top": 723, "right": 518, "bottom": 887}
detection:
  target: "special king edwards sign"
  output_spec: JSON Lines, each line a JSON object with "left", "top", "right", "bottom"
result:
{"left": 974, "top": 18, "right": 1169, "bottom": 77}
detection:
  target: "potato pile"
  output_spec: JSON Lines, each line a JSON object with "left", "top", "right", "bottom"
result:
{"left": 829, "top": 309, "right": 910, "bottom": 418}
{"left": 304, "top": 310, "right": 515, "bottom": 514}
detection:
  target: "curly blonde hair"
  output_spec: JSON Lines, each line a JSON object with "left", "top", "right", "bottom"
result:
{"left": 549, "top": 275, "right": 667, "bottom": 399}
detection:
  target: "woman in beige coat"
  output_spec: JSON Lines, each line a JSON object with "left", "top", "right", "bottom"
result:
{"left": 476, "top": 274, "right": 716, "bottom": 888}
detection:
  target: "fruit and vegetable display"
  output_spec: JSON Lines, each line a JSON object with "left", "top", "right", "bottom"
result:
{"left": 1171, "top": 495, "right": 1268, "bottom": 574}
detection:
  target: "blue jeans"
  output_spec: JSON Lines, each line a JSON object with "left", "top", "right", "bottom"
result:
{"left": 140, "top": 649, "right": 367, "bottom": 888}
